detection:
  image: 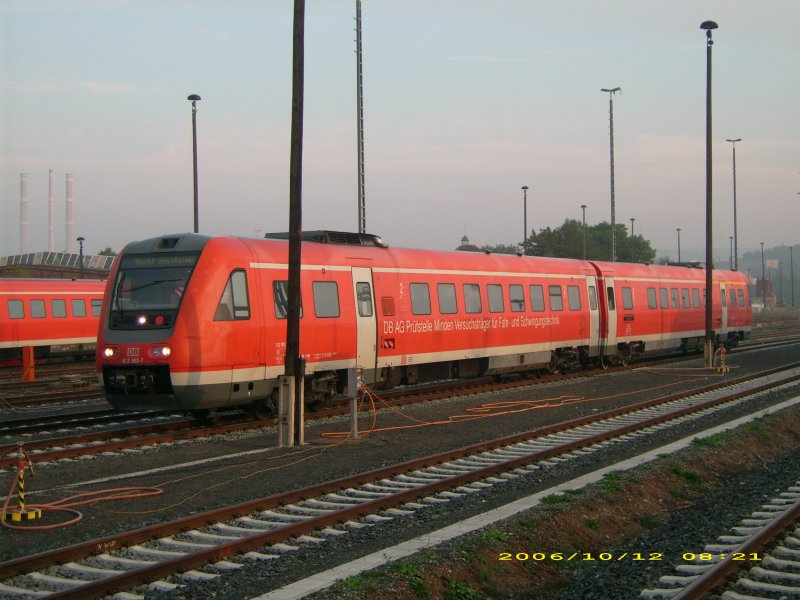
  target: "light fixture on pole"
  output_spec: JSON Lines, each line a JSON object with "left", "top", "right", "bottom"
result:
{"left": 581, "top": 204, "right": 587, "bottom": 259}
{"left": 187, "top": 94, "right": 202, "bottom": 234}
{"left": 521, "top": 185, "right": 529, "bottom": 254}
{"left": 726, "top": 138, "right": 741, "bottom": 270}
{"left": 601, "top": 86, "right": 621, "bottom": 261}
{"left": 630, "top": 217, "right": 635, "bottom": 236}
{"left": 701, "top": 19, "right": 718, "bottom": 367}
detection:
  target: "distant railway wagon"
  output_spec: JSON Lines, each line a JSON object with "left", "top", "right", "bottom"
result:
{"left": 97, "top": 232, "right": 752, "bottom": 415}
{"left": 0, "top": 278, "right": 106, "bottom": 363}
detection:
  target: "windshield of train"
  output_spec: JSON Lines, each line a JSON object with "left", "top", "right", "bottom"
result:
{"left": 109, "top": 253, "right": 199, "bottom": 328}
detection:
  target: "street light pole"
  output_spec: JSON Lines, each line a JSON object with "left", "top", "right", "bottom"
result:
{"left": 77, "top": 236, "right": 85, "bottom": 278}
{"left": 676, "top": 228, "right": 681, "bottom": 262}
{"left": 726, "top": 138, "right": 741, "bottom": 270}
{"left": 521, "top": 185, "right": 529, "bottom": 254}
{"left": 187, "top": 94, "right": 201, "bottom": 234}
{"left": 701, "top": 20, "right": 718, "bottom": 367}
{"left": 601, "top": 87, "right": 621, "bottom": 262}
{"left": 630, "top": 217, "right": 635, "bottom": 236}
{"left": 761, "top": 242, "right": 767, "bottom": 311}
{"left": 581, "top": 204, "right": 587, "bottom": 259}
{"left": 729, "top": 236, "right": 733, "bottom": 269}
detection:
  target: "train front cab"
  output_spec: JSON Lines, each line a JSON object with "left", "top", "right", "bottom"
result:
{"left": 99, "top": 234, "right": 212, "bottom": 412}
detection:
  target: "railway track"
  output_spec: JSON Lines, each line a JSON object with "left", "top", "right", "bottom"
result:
{"left": 641, "top": 482, "right": 800, "bottom": 599}
{"left": 1, "top": 362, "right": 799, "bottom": 598}
{"left": 3, "top": 337, "right": 799, "bottom": 473}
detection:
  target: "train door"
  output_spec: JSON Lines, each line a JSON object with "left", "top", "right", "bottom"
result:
{"left": 586, "top": 276, "right": 600, "bottom": 356}
{"left": 605, "top": 278, "right": 618, "bottom": 354}
{"left": 719, "top": 283, "right": 728, "bottom": 338}
{"left": 351, "top": 267, "right": 378, "bottom": 383}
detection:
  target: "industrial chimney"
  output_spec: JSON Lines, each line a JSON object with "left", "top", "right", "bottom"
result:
{"left": 66, "top": 173, "right": 75, "bottom": 253}
{"left": 20, "top": 173, "right": 29, "bottom": 254}
{"left": 49, "top": 169, "right": 55, "bottom": 251}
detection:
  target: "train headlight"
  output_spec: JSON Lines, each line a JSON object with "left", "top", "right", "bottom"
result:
{"left": 137, "top": 315, "right": 147, "bottom": 325}
{"left": 150, "top": 346, "right": 172, "bottom": 358}
{"left": 103, "top": 346, "right": 118, "bottom": 358}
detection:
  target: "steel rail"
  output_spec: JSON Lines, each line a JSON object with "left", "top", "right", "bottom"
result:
{"left": 673, "top": 497, "right": 800, "bottom": 600}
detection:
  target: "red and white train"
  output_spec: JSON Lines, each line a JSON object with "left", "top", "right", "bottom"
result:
{"left": 1, "top": 278, "right": 105, "bottom": 364}
{"left": 96, "top": 232, "right": 752, "bottom": 415}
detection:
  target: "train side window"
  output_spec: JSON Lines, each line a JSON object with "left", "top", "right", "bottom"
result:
{"left": 567, "top": 285, "right": 581, "bottom": 310}
{"left": 692, "top": 289, "right": 701, "bottom": 308}
{"left": 720, "top": 289, "right": 727, "bottom": 307}
{"left": 410, "top": 283, "right": 431, "bottom": 315}
{"left": 549, "top": 285, "right": 564, "bottom": 311}
{"left": 356, "top": 282, "right": 373, "bottom": 317}
{"left": 463, "top": 284, "right": 482, "bottom": 314}
{"left": 8, "top": 300, "right": 24, "bottom": 319}
{"left": 588, "top": 285, "right": 598, "bottom": 311}
{"left": 622, "top": 287, "right": 633, "bottom": 310}
{"left": 437, "top": 283, "right": 458, "bottom": 314}
{"left": 729, "top": 289, "right": 737, "bottom": 307}
{"left": 681, "top": 288, "right": 690, "bottom": 308}
{"left": 272, "top": 281, "right": 303, "bottom": 319}
{"left": 30, "top": 299, "right": 46, "bottom": 318}
{"left": 509, "top": 284, "right": 525, "bottom": 312}
{"left": 530, "top": 285, "right": 545, "bottom": 312}
{"left": 91, "top": 299, "right": 103, "bottom": 316}
{"left": 670, "top": 288, "right": 680, "bottom": 308}
{"left": 52, "top": 299, "right": 67, "bottom": 318}
{"left": 606, "top": 287, "right": 616, "bottom": 311}
{"left": 647, "top": 287, "right": 657, "bottom": 309}
{"left": 659, "top": 287, "right": 669, "bottom": 309}
{"left": 737, "top": 289, "right": 745, "bottom": 305}
{"left": 488, "top": 284, "right": 504, "bottom": 313}
{"left": 215, "top": 270, "right": 251, "bottom": 321}
{"left": 72, "top": 299, "right": 87, "bottom": 317}
{"left": 313, "top": 281, "right": 340, "bottom": 318}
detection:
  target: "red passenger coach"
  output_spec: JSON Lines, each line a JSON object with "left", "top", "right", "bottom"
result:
{"left": 0, "top": 278, "right": 105, "bottom": 363}
{"left": 97, "top": 232, "right": 752, "bottom": 415}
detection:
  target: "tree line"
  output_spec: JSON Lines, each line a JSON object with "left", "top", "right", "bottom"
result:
{"left": 480, "top": 219, "right": 657, "bottom": 264}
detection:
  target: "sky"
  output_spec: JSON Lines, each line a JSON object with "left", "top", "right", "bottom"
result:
{"left": 1, "top": 0, "right": 798, "bottom": 263}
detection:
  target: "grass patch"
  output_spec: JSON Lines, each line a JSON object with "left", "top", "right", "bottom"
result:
{"left": 600, "top": 472, "right": 623, "bottom": 493}
{"left": 584, "top": 518, "right": 600, "bottom": 530}
{"left": 541, "top": 493, "right": 572, "bottom": 505}
{"left": 441, "top": 577, "right": 483, "bottom": 600}
{"left": 474, "top": 528, "right": 507, "bottom": 547}
{"left": 638, "top": 514, "right": 664, "bottom": 529}
{"left": 670, "top": 467, "right": 704, "bottom": 486}
{"left": 391, "top": 561, "right": 429, "bottom": 598}
{"left": 692, "top": 432, "right": 728, "bottom": 447}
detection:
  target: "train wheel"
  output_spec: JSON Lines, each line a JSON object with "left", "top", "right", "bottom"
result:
{"left": 248, "top": 394, "right": 276, "bottom": 421}
{"left": 190, "top": 409, "right": 211, "bottom": 421}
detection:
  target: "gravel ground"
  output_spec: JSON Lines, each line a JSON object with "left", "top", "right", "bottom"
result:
{"left": 1, "top": 344, "right": 799, "bottom": 599}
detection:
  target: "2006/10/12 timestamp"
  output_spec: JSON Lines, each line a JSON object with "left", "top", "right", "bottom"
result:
{"left": 498, "top": 552, "right": 763, "bottom": 562}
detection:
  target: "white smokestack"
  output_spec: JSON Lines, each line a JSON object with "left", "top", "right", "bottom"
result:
{"left": 66, "top": 173, "right": 74, "bottom": 253}
{"left": 48, "top": 169, "right": 55, "bottom": 251}
{"left": 20, "top": 173, "right": 29, "bottom": 254}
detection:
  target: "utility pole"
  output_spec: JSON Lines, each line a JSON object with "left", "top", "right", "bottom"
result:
{"left": 601, "top": 87, "right": 621, "bottom": 261}
{"left": 355, "top": 0, "right": 366, "bottom": 233}
{"left": 284, "top": 0, "right": 306, "bottom": 447}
